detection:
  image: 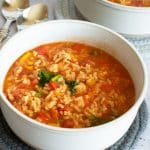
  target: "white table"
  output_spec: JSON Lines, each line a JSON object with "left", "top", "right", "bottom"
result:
{"left": 0, "top": 0, "right": 150, "bottom": 149}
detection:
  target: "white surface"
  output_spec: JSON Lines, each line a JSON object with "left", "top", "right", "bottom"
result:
{"left": 0, "top": 0, "right": 150, "bottom": 149}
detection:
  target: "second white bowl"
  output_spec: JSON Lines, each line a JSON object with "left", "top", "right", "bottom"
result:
{"left": 74, "top": 0, "right": 150, "bottom": 36}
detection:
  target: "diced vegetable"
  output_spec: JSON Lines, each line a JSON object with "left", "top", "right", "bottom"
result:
{"left": 13, "top": 90, "right": 21, "bottom": 100}
{"left": 72, "top": 44, "right": 82, "bottom": 52}
{"left": 36, "top": 86, "right": 43, "bottom": 93}
{"left": 50, "top": 81, "right": 59, "bottom": 90}
{"left": 31, "top": 78, "right": 39, "bottom": 87}
{"left": 88, "top": 115, "right": 106, "bottom": 126}
{"left": 17, "top": 83, "right": 26, "bottom": 89}
{"left": 62, "top": 118, "right": 74, "bottom": 128}
{"left": 38, "top": 70, "right": 53, "bottom": 87}
{"left": 19, "top": 52, "right": 32, "bottom": 64}
{"left": 38, "top": 70, "right": 77, "bottom": 92}
{"left": 49, "top": 109, "right": 59, "bottom": 120}
{"left": 38, "top": 70, "right": 62, "bottom": 87}
{"left": 35, "top": 92, "right": 42, "bottom": 97}
{"left": 84, "top": 99, "right": 91, "bottom": 108}
{"left": 65, "top": 80, "right": 78, "bottom": 95}
{"left": 37, "top": 112, "right": 50, "bottom": 123}
{"left": 89, "top": 50, "right": 99, "bottom": 56}
{"left": 36, "top": 46, "right": 47, "bottom": 56}
{"left": 24, "top": 65, "right": 33, "bottom": 70}
{"left": 51, "top": 74, "right": 62, "bottom": 82}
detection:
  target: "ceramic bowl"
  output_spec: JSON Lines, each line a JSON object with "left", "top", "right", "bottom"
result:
{"left": 0, "top": 20, "right": 148, "bottom": 150}
{"left": 74, "top": 0, "right": 150, "bottom": 36}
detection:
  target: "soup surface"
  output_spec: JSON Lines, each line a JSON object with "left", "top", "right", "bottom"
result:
{"left": 3, "top": 42, "right": 135, "bottom": 128}
{"left": 109, "top": 0, "right": 150, "bottom": 6}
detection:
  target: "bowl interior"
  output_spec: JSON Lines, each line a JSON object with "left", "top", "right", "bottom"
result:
{"left": 0, "top": 20, "right": 146, "bottom": 112}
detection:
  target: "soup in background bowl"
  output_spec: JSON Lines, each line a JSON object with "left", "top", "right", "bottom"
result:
{"left": 75, "top": 0, "right": 150, "bottom": 35}
{"left": 0, "top": 20, "right": 148, "bottom": 150}
{"left": 109, "top": 0, "right": 150, "bottom": 7}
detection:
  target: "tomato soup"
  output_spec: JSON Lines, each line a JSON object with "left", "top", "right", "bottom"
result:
{"left": 109, "top": 0, "right": 150, "bottom": 7}
{"left": 3, "top": 42, "right": 135, "bottom": 128}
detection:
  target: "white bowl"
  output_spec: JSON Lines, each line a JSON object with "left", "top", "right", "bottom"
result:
{"left": 0, "top": 20, "right": 148, "bottom": 150}
{"left": 74, "top": 0, "right": 150, "bottom": 36}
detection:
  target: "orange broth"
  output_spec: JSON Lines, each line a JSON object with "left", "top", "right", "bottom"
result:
{"left": 109, "top": 0, "right": 150, "bottom": 6}
{"left": 3, "top": 42, "right": 135, "bottom": 128}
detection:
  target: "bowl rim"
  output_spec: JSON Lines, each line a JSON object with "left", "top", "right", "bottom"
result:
{"left": 0, "top": 19, "right": 148, "bottom": 133}
{"left": 99, "top": 0, "right": 150, "bottom": 12}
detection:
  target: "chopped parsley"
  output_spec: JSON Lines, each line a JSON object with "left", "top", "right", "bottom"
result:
{"left": 51, "top": 74, "right": 62, "bottom": 82}
{"left": 38, "top": 70, "right": 54, "bottom": 87}
{"left": 88, "top": 115, "right": 107, "bottom": 126}
{"left": 38, "top": 70, "right": 78, "bottom": 95}
{"left": 65, "top": 80, "right": 78, "bottom": 95}
{"left": 89, "top": 50, "right": 100, "bottom": 56}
